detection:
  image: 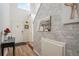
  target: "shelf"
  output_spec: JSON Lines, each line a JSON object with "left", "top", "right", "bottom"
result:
{"left": 63, "top": 18, "right": 79, "bottom": 25}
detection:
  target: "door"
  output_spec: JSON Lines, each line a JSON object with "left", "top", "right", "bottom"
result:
{"left": 11, "top": 21, "right": 24, "bottom": 43}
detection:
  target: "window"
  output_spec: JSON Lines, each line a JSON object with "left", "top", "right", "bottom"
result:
{"left": 17, "top": 3, "right": 30, "bottom": 10}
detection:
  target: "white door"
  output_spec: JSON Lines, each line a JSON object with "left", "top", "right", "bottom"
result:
{"left": 11, "top": 21, "right": 24, "bottom": 43}
{"left": 23, "top": 28, "right": 30, "bottom": 42}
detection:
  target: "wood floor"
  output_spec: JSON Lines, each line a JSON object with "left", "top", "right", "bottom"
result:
{"left": 7, "top": 44, "right": 37, "bottom": 56}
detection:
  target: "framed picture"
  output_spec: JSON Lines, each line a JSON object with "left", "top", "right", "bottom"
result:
{"left": 64, "top": 3, "right": 79, "bottom": 19}
{"left": 62, "top": 3, "right": 79, "bottom": 24}
{"left": 24, "top": 25, "right": 29, "bottom": 29}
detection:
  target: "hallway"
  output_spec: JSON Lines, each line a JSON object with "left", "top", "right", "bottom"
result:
{"left": 7, "top": 44, "right": 36, "bottom": 56}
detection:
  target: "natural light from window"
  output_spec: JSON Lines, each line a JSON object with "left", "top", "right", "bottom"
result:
{"left": 17, "top": 3, "right": 30, "bottom": 11}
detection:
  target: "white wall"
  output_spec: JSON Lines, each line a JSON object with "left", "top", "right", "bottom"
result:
{"left": 1, "top": 3, "right": 10, "bottom": 29}
{"left": 10, "top": 3, "right": 32, "bottom": 43}
{"left": 0, "top": 4, "right": 3, "bottom": 41}
{"left": 0, "top": 3, "right": 33, "bottom": 43}
{"left": 0, "top": 3, "right": 11, "bottom": 41}
{"left": 0, "top": 4, "right": 3, "bottom": 55}
{"left": 10, "top": 4, "right": 25, "bottom": 43}
{"left": 0, "top": 3, "right": 10, "bottom": 55}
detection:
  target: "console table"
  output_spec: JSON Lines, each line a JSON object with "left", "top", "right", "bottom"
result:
{"left": 1, "top": 37, "right": 15, "bottom": 56}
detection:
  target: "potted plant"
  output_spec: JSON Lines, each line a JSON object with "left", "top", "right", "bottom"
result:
{"left": 4, "top": 28, "right": 11, "bottom": 36}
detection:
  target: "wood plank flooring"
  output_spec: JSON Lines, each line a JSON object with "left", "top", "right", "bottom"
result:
{"left": 7, "top": 44, "right": 37, "bottom": 56}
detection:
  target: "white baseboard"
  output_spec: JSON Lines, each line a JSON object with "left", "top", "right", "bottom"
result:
{"left": 33, "top": 49, "right": 40, "bottom": 56}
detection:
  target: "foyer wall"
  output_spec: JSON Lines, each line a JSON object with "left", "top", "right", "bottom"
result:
{"left": 10, "top": 3, "right": 27, "bottom": 43}
{"left": 10, "top": 3, "right": 32, "bottom": 43}
{"left": 33, "top": 3, "right": 79, "bottom": 56}
{"left": 0, "top": 4, "right": 3, "bottom": 42}
{"left": 0, "top": 3, "right": 10, "bottom": 41}
{"left": 0, "top": 3, "right": 10, "bottom": 55}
